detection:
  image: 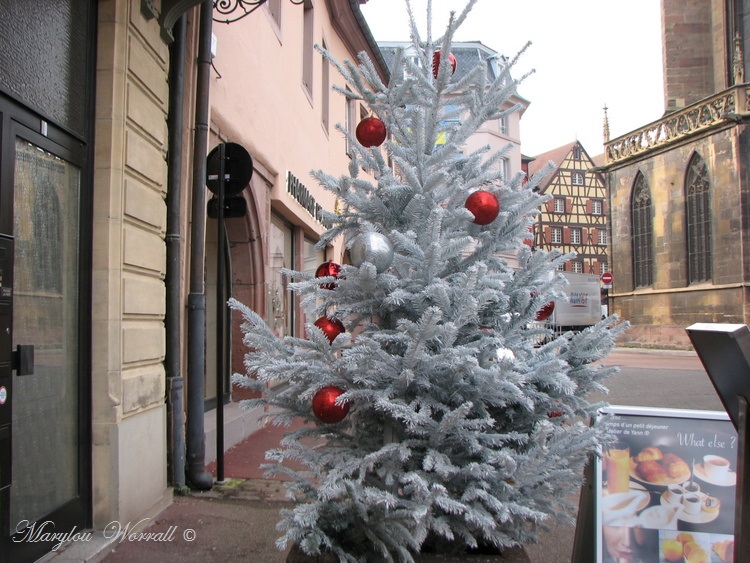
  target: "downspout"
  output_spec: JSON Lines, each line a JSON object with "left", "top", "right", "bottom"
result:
{"left": 166, "top": 13, "right": 187, "bottom": 492}
{"left": 186, "top": 0, "right": 214, "bottom": 490}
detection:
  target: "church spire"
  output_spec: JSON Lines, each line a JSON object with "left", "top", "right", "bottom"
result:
{"left": 603, "top": 104, "right": 610, "bottom": 143}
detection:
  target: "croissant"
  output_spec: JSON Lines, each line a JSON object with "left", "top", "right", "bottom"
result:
{"left": 662, "top": 452, "right": 690, "bottom": 479}
{"left": 635, "top": 446, "right": 663, "bottom": 463}
{"left": 636, "top": 460, "right": 667, "bottom": 482}
{"left": 713, "top": 539, "right": 734, "bottom": 563}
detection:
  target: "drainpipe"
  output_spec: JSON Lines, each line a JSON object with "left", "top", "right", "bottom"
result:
{"left": 166, "top": 14, "right": 187, "bottom": 492}
{"left": 186, "top": 0, "right": 214, "bottom": 490}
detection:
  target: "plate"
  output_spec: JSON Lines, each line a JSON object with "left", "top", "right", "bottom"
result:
{"left": 629, "top": 456, "right": 689, "bottom": 487}
{"left": 693, "top": 462, "right": 736, "bottom": 487}
{"left": 659, "top": 492, "right": 720, "bottom": 524}
{"left": 602, "top": 489, "right": 651, "bottom": 525}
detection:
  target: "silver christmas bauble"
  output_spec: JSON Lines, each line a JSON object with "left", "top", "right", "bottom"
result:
{"left": 478, "top": 346, "right": 515, "bottom": 368}
{"left": 350, "top": 232, "right": 394, "bottom": 272}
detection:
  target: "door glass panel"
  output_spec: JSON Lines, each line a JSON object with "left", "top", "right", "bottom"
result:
{"left": 10, "top": 138, "right": 80, "bottom": 525}
{"left": 268, "top": 215, "right": 292, "bottom": 337}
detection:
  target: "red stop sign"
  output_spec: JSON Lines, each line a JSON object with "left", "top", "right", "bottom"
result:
{"left": 601, "top": 272, "right": 613, "bottom": 284}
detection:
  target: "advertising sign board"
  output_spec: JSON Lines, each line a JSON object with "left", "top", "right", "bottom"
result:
{"left": 597, "top": 406, "right": 736, "bottom": 563}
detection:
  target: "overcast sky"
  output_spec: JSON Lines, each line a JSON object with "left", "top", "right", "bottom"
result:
{"left": 360, "top": 0, "right": 665, "bottom": 157}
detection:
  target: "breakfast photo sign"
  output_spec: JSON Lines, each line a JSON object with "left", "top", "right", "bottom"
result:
{"left": 596, "top": 406, "right": 737, "bottom": 563}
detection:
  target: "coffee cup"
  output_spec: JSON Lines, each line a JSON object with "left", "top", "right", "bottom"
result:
{"left": 703, "top": 454, "right": 731, "bottom": 480}
{"left": 683, "top": 493, "right": 702, "bottom": 515}
{"left": 664, "top": 483, "right": 684, "bottom": 505}
{"left": 682, "top": 480, "right": 700, "bottom": 495}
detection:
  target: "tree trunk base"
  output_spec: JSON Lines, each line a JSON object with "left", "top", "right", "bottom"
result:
{"left": 286, "top": 543, "right": 530, "bottom": 562}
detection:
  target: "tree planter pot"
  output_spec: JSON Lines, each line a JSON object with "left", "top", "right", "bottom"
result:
{"left": 286, "top": 543, "right": 531, "bottom": 562}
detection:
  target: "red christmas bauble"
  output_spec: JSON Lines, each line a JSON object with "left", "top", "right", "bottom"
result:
{"left": 523, "top": 224, "right": 535, "bottom": 247}
{"left": 432, "top": 50, "right": 457, "bottom": 78}
{"left": 355, "top": 117, "right": 387, "bottom": 148}
{"left": 313, "top": 316, "right": 345, "bottom": 343}
{"left": 465, "top": 190, "right": 500, "bottom": 225}
{"left": 547, "top": 400, "right": 564, "bottom": 418}
{"left": 312, "top": 385, "right": 350, "bottom": 423}
{"left": 315, "top": 261, "right": 342, "bottom": 290}
{"left": 535, "top": 301, "right": 555, "bottom": 322}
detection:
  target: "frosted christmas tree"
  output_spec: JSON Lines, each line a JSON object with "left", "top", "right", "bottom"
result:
{"left": 230, "top": 1, "right": 626, "bottom": 560}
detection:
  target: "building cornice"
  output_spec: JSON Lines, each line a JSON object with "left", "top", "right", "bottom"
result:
{"left": 325, "top": 0, "right": 390, "bottom": 84}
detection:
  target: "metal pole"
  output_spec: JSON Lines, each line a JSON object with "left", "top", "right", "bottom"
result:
{"left": 166, "top": 14, "right": 187, "bottom": 492}
{"left": 216, "top": 143, "right": 226, "bottom": 483}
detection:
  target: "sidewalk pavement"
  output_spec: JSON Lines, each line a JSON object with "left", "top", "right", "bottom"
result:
{"left": 46, "top": 347, "right": 703, "bottom": 563}
{"left": 86, "top": 425, "right": 575, "bottom": 563}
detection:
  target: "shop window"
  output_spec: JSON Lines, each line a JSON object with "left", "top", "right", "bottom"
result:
{"left": 301, "top": 238, "right": 324, "bottom": 326}
{"left": 303, "top": 237, "right": 324, "bottom": 277}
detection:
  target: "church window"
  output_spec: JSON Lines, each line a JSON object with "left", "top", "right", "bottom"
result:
{"left": 632, "top": 172, "right": 653, "bottom": 287}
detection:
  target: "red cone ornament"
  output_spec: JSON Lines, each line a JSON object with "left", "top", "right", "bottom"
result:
{"left": 315, "top": 261, "right": 342, "bottom": 290}
{"left": 432, "top": 50, "right": 457, "bottom": 78}
{"left": 313, "top": 316, "right": 345, "bottom": 343}
{"left": 465, "top": 190, "right": 500, "bottom": 225}
{"left": 313, "top": 385, "right": 349, "bottom": 423}
{"left": 535, "top": 301, "right": 555, "bottom": 322}
{"left": 356, "top": 117, "right": 387, "bottom": 148}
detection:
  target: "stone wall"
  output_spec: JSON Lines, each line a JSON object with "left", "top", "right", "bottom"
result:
{"left": 661, "top": 0, "right": 717, "bottom": 108}
{"left": 607, "top": 124, "right": 749, "bottom": 349}
{"left": 91, "top": 0, "right": 170, "bottom": 526}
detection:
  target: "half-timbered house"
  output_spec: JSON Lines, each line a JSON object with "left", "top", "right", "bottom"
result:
{"left": 527, "top": 141, "right": 609, "bottom": 276}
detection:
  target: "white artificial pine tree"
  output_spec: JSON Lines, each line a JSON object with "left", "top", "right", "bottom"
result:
{"left": 230, "top": 1, "right": 626, "bottom": 560}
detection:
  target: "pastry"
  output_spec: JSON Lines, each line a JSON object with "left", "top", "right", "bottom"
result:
{"left": 662, "top": 452, "right": 690, "bottom": 480}
{"left": 635, "top": 446, "right": 663, "bottom": 462}
{"left": 636, "top": 459, "right": 667, "bottom": 482}
{"left": 713, "top": 539, "right": 734, "bottom": 562}
{"left": 685, "top": 546, "right": 709, "bottom": 563}
{"left": 683, "top": 541, "right": 701, "bottom": 558}
{"left": 676, "top": 532, "right": 695, "bottom": 545}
